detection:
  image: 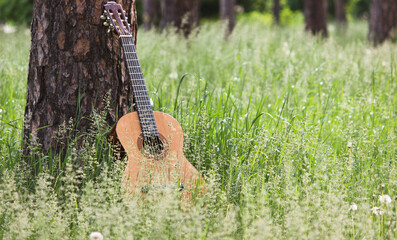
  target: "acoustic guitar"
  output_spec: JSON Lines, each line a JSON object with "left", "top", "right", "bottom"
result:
{"left": 102, "top": 1, "right": 204, "bottom": 197}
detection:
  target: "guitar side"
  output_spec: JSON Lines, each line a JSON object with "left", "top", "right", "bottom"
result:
{"left": 116, "top": 111, "right": 203, "bottom": 196}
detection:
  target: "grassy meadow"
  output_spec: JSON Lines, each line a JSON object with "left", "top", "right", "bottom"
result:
{"left": 1, "top": 20, "right": 397, "bottom": 239}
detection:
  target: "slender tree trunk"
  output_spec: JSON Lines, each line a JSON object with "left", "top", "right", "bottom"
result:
{"left": 143, "top": 0, "right": 159, "bottom": 30}
{"left": 368, "top": 0, "right": 397, "bottom": 45}
{"left": 335, "top": 0, "right": 347, "bottom": 29}
{"left": 220, "top": 0, "right": 236, "bottom": 34}
{"left": 160, "top": 0, "right": 200, "bottom": 37}
{"left": 23, "top": 0, "right": 137, "bottom": 158}
{"left": 273, "top": 0, "right": 280, "bottom": 25}
{"left": 304, "top": 0, "right": 328, "bottom": 37}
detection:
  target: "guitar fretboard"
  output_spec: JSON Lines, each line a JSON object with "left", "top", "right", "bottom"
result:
{"left": 120, "top": 35, "right": 159, "bottom": 137}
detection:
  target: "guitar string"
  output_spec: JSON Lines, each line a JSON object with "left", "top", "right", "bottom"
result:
{"left": 120, "top": 36, "right": 160, "bottom": 143}
{"left": 123, "top": 36, "right": 164, "bottom": 151}
{"left": 121, "top": 37, "right": 163, "bottom": 152}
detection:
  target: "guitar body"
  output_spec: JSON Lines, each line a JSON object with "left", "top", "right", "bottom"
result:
{"left": 116, "top": 111, "right": 201, "bottom": 195}
{"left": 102, "top": 1, "right": 204, "bottom": 198}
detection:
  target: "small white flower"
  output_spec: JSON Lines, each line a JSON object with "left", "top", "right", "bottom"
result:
{"left": 349, "top": 203, "right": 358, "bottom": 211}
{"left": 2, "top": 24, "right": 16, "bottom": 34}
{"left": 347, "top": 142, "right": 352, "bottom": 149}
{"left": 168, "top": 72, "right": 178, "bottom": 79}
{"left": 379, "top": 195, "right": 392, "bottom": 205}
{"left": 89, "top": 232, "right": 103, "bottom": 240}
{"left": 370, "top": 207, "right": 383, "bottom": 215}
{"left": 0, "top": 108, "right": 2, "bottom": 113}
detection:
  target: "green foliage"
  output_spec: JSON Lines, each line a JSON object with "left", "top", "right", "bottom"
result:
{"left": 1, "top": 21, "right": 397, "bottom": 239}
{"left": 349, "top": 0, "right": 371, "bottom": 18}
{"left": 237, "top": 9, "right": 303, "bottom": 26}
{"left": 279, "top": 7, "right": 304, "bottom": 25}
{"left": 0, "top": 0, "right": 33, "bottom": 24}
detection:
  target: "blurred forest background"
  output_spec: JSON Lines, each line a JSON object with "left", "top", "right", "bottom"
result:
{"left": 0, "top": 0, "right": 371, "bottom": 26}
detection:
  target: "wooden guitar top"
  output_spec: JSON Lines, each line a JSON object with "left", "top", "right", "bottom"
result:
{"left": 116, "top": 111, "right": 204, "bottom": 197}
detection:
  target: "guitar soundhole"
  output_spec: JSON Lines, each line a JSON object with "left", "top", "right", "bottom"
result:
{"left": 137, "top": 133, "right": 168, "bottom": 160}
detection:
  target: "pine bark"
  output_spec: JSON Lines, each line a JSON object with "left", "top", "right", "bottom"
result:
{"left": 220, "top": 0, "right": 236, "bottom": 34}
{"left": 273, "top": 0, "right": 280, "bottom": 25}
{"left": 368, "top": 0, "right": 397, "bottom": 45}
{"left": 335, "top": 0, "right": 347, "bottom": 28}
{"left": 143, "top": 0, "right": 160, "bottom": 30}
{"left": 160, "top": 0, "right": 200, "bottom": 37}
{"left": 23, "top": 0, "right": 137, "bottom": 157}
{"left": 304, "top": 0, "right": 328, "bottom": 37}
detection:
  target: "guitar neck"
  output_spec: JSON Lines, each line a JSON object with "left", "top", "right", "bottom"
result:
{"left": 120, "top": 35, "right": 159, "bottom": 137}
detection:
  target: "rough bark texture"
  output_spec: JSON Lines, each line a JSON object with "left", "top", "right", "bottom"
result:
{"left": 160, "top": 0, "right": 200, "bottom": 37}
{"left": 273, "top": 0, "right": 280, "bottom": 25}
{"left": 143, "top": 0, "right": 160, "bottom": 30}
{"left": 368, "top": 0, "right": 397, "bottom": 45}
{"left": 304, "top": 0, "right": 328, "bottom": 37}
{"left": 220, "top": 0, "right": 236, "bottom": 34}
{"left": 23, "top": 0, "right": 137, "bottom": 157}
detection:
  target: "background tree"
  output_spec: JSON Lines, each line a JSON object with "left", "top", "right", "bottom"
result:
{"left": 304, "top": 0, "right": 328, "bottom": 37}
{"left": 143, "top": 0, "right": 160, "bottom": 30}
{"left": 368, "top": 0, "right": 397, "bottom": 45}
{"left": 160, "top": 0, "right": 200, "bottom": 37}
{"left": 335, "top": 0, "right": 347, "bottom": 29}
{"left": 220, "top": 0, "right": 236, "bottom": 34}
{"left": 273, "top": 0, "right": 280, "bottom": 25}
{"left": 23, "top": 0, "right": 137, "bottom": 158}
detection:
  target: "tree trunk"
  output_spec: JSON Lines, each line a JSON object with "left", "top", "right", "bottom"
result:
{"left": 368, "top": 0, "right": 397, "bottom": 46}
{"left": 273, "top": 0, "right": 280, "bottom": 25}
{"left": 335, "top": 0, "right": 347, "bottom": 29}
{"left": 304, "top": 0, "right": 328, "bottom": 37}
{"left": 160, "top": 0, "right": 200, "bottom": 37}
{"left": 23, "top": 0, "right": 137, "bottom": 158}
{"left": 220, "top": 0, "right": 236, "bottom": 34}
{"left": 143, "top": 0, "right": 160, "bottom": 30}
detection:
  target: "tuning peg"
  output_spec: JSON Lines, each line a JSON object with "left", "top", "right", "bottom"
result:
{"left": 100, "top": 15, "right": 106, "bottom": 20}
{"left": 103, "top": 10, "right": 108, "bottom": 16}
{"left": 107, "top": 28, "right": 112, "bottom": 34}
{"left": 109, "top": 25, "right": 114, "bottom": 30}
{"left": 103, "top": 22, "right": 110, "bottom": 27}
{"left": 125, "top": 17, "right": 128, "bottom": 20}
{"left": 123, "top": 10, "right": 126, "bottom": 14}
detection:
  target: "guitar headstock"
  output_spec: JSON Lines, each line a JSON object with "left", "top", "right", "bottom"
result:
{"left": 101, "top": 1, "right": 131, "bottom": 36}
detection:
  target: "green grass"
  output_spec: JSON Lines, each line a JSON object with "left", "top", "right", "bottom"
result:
{"left": 1, "top": 21, "right": 397, "bottom": 239}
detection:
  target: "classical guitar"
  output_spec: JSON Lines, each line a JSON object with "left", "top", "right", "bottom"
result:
{"left": 102, "top": 2, "right": 204, "bottom": 197}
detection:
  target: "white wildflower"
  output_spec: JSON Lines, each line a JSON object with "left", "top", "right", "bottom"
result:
{"left": 2, "top": 24, "right": 16, "bottom": 34}
{"left": 89, "top": 232, "right": 103, "bottom": 240}
{"left": 379, "top": 195, "right": 392, "bottom": 205}
{"left": 347, "top": 142, "right": 352, "bottom": 149}
{"left": 349, "top": 203, "right": 358, "bottom": 212}
{"left": 370, "top": 207, "right": 383, "bottom": 215}
{"left": 168, "top": 72, "right": 178, "bottom": 79}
